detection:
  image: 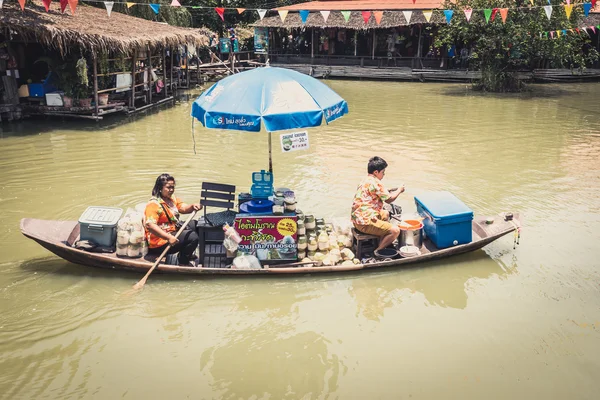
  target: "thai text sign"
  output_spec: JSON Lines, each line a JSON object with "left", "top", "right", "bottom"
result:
{"left": 280, "top": 131, "right": 309, "bottom": 152}
{"left": 234, "top": 216, "right": 298, "bottom": 261}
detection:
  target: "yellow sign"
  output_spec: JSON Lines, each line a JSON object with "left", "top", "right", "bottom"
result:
{"left": 277, "top": 218, "right": 297, "bottom": 236}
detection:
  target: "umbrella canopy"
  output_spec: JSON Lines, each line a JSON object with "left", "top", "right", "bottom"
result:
{"left": 191, "top": 66, "right": 348, "bottom": 132}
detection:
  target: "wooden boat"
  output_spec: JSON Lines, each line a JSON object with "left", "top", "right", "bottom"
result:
{"left": 20, "top": 213, "right": 520, "bottom": 276}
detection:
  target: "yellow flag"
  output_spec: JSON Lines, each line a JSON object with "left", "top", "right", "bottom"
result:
{"left": 127, "top": 2, "right": 135, "bottom": 8}
{"left": 556, "top": 30, "right": 561, "bottom": 38}
{"left": 529, "top": 0, "right": 533, "bottom": 5}
{"left": 564, "top": 4, "right": 573, "bottom": 19}
{"left": 422, "top": 10, "right": 433, "bottom": 23}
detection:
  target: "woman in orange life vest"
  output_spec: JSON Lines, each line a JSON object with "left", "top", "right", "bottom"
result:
{"left": 144, "top": 173, "right": 202, "bottom": 266}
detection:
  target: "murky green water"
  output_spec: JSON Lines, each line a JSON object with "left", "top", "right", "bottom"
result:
{"left": 1, "top": 81, "right": 599, "bottom": 399}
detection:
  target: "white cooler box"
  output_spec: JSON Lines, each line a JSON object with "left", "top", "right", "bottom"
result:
{"left": 78, "top": 206, "right": 123, "bottom": 247}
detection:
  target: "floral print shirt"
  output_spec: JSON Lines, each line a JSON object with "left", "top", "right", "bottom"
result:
{"left": 351, "top": 175, "right": 390, "bottom": 225}
{"left": 144, "top": 195, "right": 185, "bottom": 248}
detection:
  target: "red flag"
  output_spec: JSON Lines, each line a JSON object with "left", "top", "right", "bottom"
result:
{"left": 68, "top": 0, "right": 78, "bottom": 15}
{"left": 215, "top": 7, "right": 225, "bottom": 21}
{"left": 18, "top": 0, "right": 25, "bottom": 10}
{"left": 60, "top": 0, "right": 68, "bottom": 13}
{"left": 42, "top": 0, "right": 52, "bottom": 12}
{"left": 491, "top": 8, "right": 498, "bottom": 22}
{"left": 592, "top": 0, "right": 597, "bottom": 9}
{"left": 361, "top": 11, "right": 371, "bottom": 24}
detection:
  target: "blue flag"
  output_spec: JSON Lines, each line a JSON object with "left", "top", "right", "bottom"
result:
{"left": 150, "top": 3, "right": 160, "bottom": 14}
{"left": 443, "top": 10, "right": 454, "bottom": 24}
{"left": 583, "top": 3, "right": 592, "bottom": 17}
{"left": 299, "top": 10, "right": 309, "bottom": 24}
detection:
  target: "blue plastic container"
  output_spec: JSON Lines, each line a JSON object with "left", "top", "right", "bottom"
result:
{"left": 414, "top": 191, "right": 473, "bottom": 249}
{"left": 250, "top": 170, "right": 273, "bottom": 199}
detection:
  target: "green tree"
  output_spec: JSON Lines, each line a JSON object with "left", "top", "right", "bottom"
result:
{"left": 435, "top": 0, "right": 599, "bottom": 91}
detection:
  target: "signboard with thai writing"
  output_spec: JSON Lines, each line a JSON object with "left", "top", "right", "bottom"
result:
{"left": 234, "top": 215, "right": 298, "bottom": 261}
{"left": 280, "top": 131, "right": 309, "bottom": 152}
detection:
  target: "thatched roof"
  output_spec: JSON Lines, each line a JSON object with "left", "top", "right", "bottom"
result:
{"left": 253, "top": 10, "right": 445, "bottom": 29}
{"left": 0, "top": 4, "right": 209, "bottom": 55}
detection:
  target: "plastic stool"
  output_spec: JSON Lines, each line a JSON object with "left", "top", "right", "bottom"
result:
{"left": 351, "top": 228, "right": 380, "bottom": 259}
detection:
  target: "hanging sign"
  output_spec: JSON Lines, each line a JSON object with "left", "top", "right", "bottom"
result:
{"left": 234, "top": 216, "right": 298, "bottom": 261}
{"left": 254, "top": 27, "right": 269, "bottom": 54}
{"left": 280, "top": 131, "right": 309, "bottom": 152}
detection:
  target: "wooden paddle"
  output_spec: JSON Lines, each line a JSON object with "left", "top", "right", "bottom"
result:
{"left": 132, "top": 210, "right": 199, "bottom": 290}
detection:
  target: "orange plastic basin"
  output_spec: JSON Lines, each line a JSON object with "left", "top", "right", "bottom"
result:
{"left": 399, "top": 220, "right": 424, "bottom": 230}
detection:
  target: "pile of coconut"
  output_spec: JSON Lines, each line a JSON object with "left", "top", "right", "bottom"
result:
{"left": 298, "top": 223, "right": 360, "bottom": 267}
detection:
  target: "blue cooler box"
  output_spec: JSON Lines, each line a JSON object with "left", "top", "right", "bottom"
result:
{"left": 414, "top": 192, "right": 473, "bottom": 249}
{"left": 78, "top": 206, "right": 123, "bottom": 247}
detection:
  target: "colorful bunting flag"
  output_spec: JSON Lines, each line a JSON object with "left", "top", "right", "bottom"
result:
{"left": 550, "top": 31, "right": 554, "bottom": 39}
{"left": 215, "top": 7, "right": 225, "bottom": 21}
{"left": 126, "top": 2, "right": 134, "bottom": 8}
{"left": 562, "top": 30, "right": 567, "bottom": 36}
{"left": 583, "top": 3, "right": 592, "bottom": 17}
{"left": 500, "top": 8, "right": 508, "bottom": 23}
{"left": 237, "top": 8, "right": 245, "bottom": 14}
{"left": 18, "top": 0, "right": 25, "bottom": 10}
{"left": 423, "top": 10, "right": 433, "bottom": 23}
{"left": 564, "top": 4, "right": 573, "bottom": 19}
{"left": 149, "top": 3, "right": 160, "bottom": 14}
{"left": 491, "top": 8, "right": 498, "bottom": 22}
{"left": 278, "top": 10, "right": 288, "bottom": 22}
{"left": 374, "top": 11, "right": 383, "bottom": 25}
{"left": 104, "top": 1, "right": 113, "bottom": 16}
{"left": 257, "top": 9, "right": 267, "bottom": 20}
{"left": 464, "top": 9, "right": 472, "bottom": 22}
{"left": 484, "top": 9, "right": 492, "bottom": 23}
{"left": 42, "top": 0, "right": 51, "bottom": 12}
{"left": 557, "top": 30, "right": 561, "bottom": 38}
{"left": 320, "top": 11, "right": 330, "bottom": 22}
{"left": 443, "top": 10, "right": 453, "bottom": 24}
{"left": 566, "top": 0, "right": 570, "bottom": 4}
{"left": 593, "top": 0, "right": 597, "bottom": 9}
{"left": 543, "top": 5, "right": 552, "bottom": 20}
{"left": 341, "top": 11, "right": 352, "bottom": 22}
{"left": 299, "top": 10, "right": 309, "bottom": 24}
{"left": 591, "top": 26, "right": 597, "bottom": 34}
{"left": 529, "top": 0, "right": 534, "bottom": 5}
{"left": 68, "top": 0, "right": 77, "bottom": 15}
{"left": 403, "top": 11, "right": 413, "bottom": 24}
{"left": 60, "top": 0, "right": 68, "bottom": 13}
{"left": 361, "top": 11, "right": 371, "bottom": 24}
{"left": 170, "top": 0, "right": 180, "bottom": 6}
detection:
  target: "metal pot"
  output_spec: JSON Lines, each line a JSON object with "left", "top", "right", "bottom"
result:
{"left": 398, "top": 224, "right": 424, "bottom": 249}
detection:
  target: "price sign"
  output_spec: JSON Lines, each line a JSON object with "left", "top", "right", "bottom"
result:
{"left": 280, "top": 131, "right": 309, "bottom": 152}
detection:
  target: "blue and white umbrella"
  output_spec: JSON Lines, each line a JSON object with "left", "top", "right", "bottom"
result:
{"left": 191, "top": 66, "right": 349, "bottom": 172}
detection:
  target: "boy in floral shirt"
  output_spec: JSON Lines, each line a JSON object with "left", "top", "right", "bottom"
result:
{"left": 351, "top": 156, "right": 404, "bottom": 252}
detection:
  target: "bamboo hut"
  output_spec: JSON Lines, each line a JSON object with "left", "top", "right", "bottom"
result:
{"left": 0, "top": 3, "right": 209, "bottom": 121}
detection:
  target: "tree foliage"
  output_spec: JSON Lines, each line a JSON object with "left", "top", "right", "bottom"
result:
{"left": 435, "top": 0, "right": 599, "bottom": 91}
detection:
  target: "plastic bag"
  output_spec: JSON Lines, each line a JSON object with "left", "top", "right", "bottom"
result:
{"left": 232, "top": 254, "right": 261, "bottom": 269}
{"left": 116, "top": 207, "right": 147, "bottom": 258}
{"left": 222, "top": 223, "right": 242, "bottom": 252}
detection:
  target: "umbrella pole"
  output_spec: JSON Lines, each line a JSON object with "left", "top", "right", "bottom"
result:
{"left": 268, "top": 131, "right": 273, "bottom": 174}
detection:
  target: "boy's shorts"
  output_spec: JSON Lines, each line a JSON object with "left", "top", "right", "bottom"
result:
{"left": 354, "top": 219, "right": 393, "bottom": 237}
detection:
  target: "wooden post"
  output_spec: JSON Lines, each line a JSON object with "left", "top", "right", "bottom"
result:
{"left": 354, "top": 31, "right": 357, "bottom": 56}
{"left": 417, "top": 25, "right": 423, "bottom": 69}
{"left": 311, "top": 28, "right": 314, "bottom": 59}
{"left": 170, "top": 46, "right": 174, "bottom": 93}
{"left": 92, "top": 52, "right": 99, "bottom": 116}
{"left": 372, "top": 30, "right": 376, "bottom": 60}
{"left": 147, "top": 46, "right": 152, "bottom": 104}
{"left": 130, "top": 50, "right": 137, "bottom": 109}
{"left": 162, "top": 45, "right": 167, "bottom": 98}
{"left": 185, "top": 45, "right": 190, "bottom": 88}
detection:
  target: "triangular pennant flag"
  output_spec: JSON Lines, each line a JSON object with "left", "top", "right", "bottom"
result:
{"left": 550, "top": 31, "right": 555, "bottom": 39}
{"left": 593, "top": 0, "right": 597, "bottom": 9}
{"left": 257, "top": 9, "right": 267, "bottom": 20}
{"left": 544, "top": 32, "right": 548, "bottom": 38}
{"left": 237, "top": 8, "right": 245, "bottom": 14}
{"left": 500, "top": 8, "right": 508, "bottom": 23}
{"left": 170, "top": 0, "right": 180, "bottom": 6}
{"left": 373, "top": 11, "right": 384, "bottom": 25}
{"left": 566, "top": 0, "right": 570, "bottom": 4}
{"left": 443, "top": 10, "right": 453, "bottom": 24}
{"left": 564, "top": 4, "right": 573, "bottom": 19}
{"left": 491, "top": 8, "right": 498, "bottom": 22}
{"left": 484, "top": 9, "right": 492, "bottom": 23}
{"left": 320, "top": 11, "right": 330, "bottom": 22}
{"left": 591, "top": 26, "right": 597, "bottom": 34}
{"left": 126, "top": 2, "right": 134, "bottom": 8}
{"left": 583, "top": 3, "right": 592, "bottom": 17}
{"left": 529, "top": 0, "right": 534, "bottom": 5}
{"left": 215, "top": 7, "right": 225, "bottom": 21}
{"left": 149, "top": 3, "right": 160, "bottom": 14}
{"left": 576, "top": 28, "right": 580, "bottom": 34}
{"left": 361, "top": 11, "right": 371, "bottom": 24}
{"left": 42, "top": 0, "right": 51, "bottom": 12}
{"left": 60, "top": 0, "right": 68, "bottom": 13}
{"left": 562, "top": 29, "right": 567, "bottom": 36}
{"left": 557, "top": 30, "right": 561, "bottom": 38}
{"left": 68, "top": 0, "right": 77, "bottom": 15}
{"left": 299, "top": 10, "right": 309, "bottom": 23}
{"left": 18, "top": 0, "right": 25, "bottom": 10}
{"left": 278, "top": 10, "right": 288, "bottom": 22}
{"left": 403, "top": 11, "right": 413, "bottom": 24}
{"left": 569, "top": 29, "right": 574, "bottom": 34}
{"left": 341, "top": 11, "right": 351, "bottom": 22}
{"left": 423, "top": 10, "right": 433, "bottom": 23}
{"left": 464, "top": 9, "right": 472, "bottom": 22}
{"left": 543, "top": 6, "right": 552, "bottom": 20}
{"left": 105, "top": 1, "right": 113, "bottom": 16}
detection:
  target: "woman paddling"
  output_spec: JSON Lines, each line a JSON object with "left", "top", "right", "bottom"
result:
{"left": 144, "top": 174, "right": 202, "bottom": 266}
